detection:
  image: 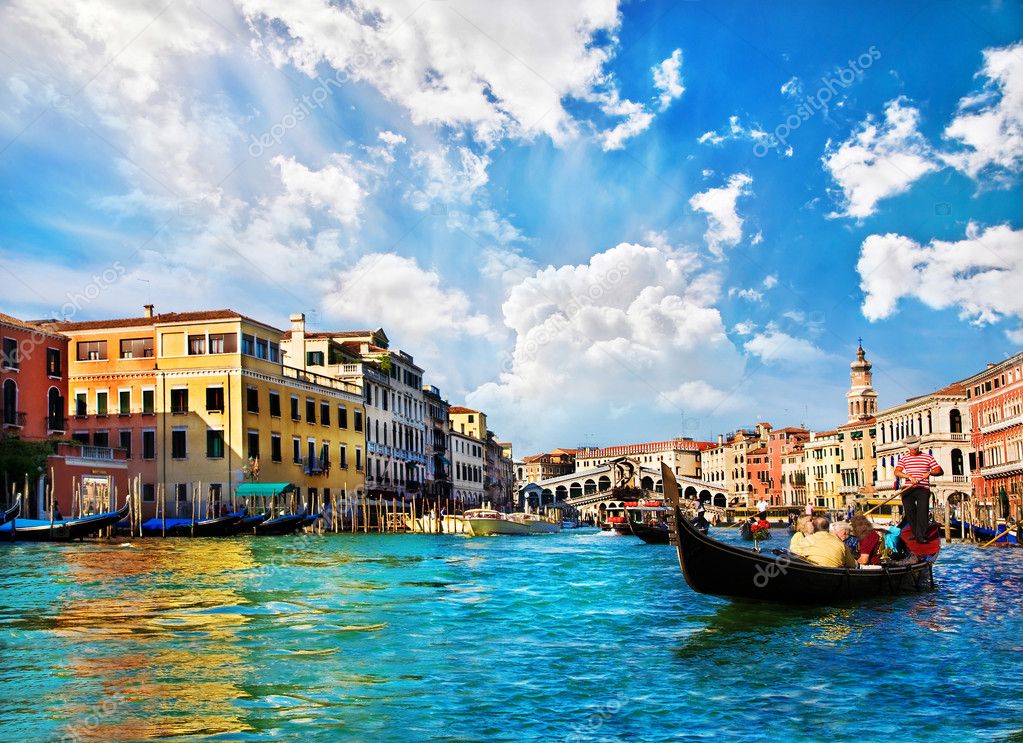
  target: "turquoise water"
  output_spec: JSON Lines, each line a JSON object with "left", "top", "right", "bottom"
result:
{"left": 0, "top": 528, "right": 1021, "bottom": 742}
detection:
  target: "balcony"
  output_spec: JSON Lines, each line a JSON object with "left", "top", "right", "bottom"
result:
{"left": 980, "top": 413, "right": 1023, "bottom": 436}
{"left": 980, "top": 460, "right": 1023, "bottom": 479}
{"left": 80, "top": 445, "right": 115, "bottom": 461}
{"left": 1, "top": 409, "right": 26, "bottom": 429}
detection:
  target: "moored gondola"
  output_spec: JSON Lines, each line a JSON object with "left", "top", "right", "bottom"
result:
{"left": 623, "top": 505, "right": 671, "bottom": 544}
{"left": 660, "top": 464, "right": 936, "bottom": 604}
{"left": 0, "top": 501, "right": 130, "bottom": 542}
{"left": 255, "top": 510, "right": 308, "bottom": 536}
{"left": 0, "top": 497, "right": 21, "bottom": 529}
{"left": 140, "top": 511, "right": 244, "bottom": 537}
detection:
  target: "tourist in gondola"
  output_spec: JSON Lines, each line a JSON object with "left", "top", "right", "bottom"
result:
{"left": 790, "top": 516, "right": 857, "bottom": 568}
{"left": 788, "top": 515, "right": 815, "bottom": 551}
{"left": 832, "top": 521, "right": 856, "bottom": 552}
{"left": 849, "top": 513, "right": 882, "bottom": 565}
{"left": 893, "top": 436, "right": 942, "bottom": 543}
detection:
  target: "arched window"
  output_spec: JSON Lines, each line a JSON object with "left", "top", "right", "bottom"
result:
{"left": 584, "top": 479, "right": 596, "bottom": 494}
{"left": 2, "top": 379, "right": 16, "bottom": 425}
{"left": 47, "top": 386, "right": 63, "bottom": 430}
{"left": 555, "top": 485, "right": 568, "bottom": 501}
{"left": 640, "top": 475, "right": 654, "bottom": 490}
{"left": 569, "top": 483, "right": 582, "bottom": 500}
{"left": 951, "top": 449, "right": 964, "bottom": 476}
{"left": 949, "top": 408, "right": 962, "bottom": 434}
{"left": 598, "top": 475, "right": 611, "bottom": 491}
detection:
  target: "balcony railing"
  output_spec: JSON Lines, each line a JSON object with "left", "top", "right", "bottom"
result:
{"left": 1, "top": 409, "right": 26, "bottom": 428}
{"left": 79, "top": 445, "right": 115, "bottom": 461}
{"left": 980, "top": 413, "right": 1023, "bottom": 435}
{"left": 980, "top": 460, "right": 1023, "bottom": 478}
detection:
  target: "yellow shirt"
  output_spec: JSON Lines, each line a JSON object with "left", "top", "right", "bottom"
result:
{"left": 791, "top": 531, "right": 857, "bottom": 568}
{"left": 789, "top": 532, "right": 808, "bottom": 551}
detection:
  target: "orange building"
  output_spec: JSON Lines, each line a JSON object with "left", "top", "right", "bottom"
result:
{"left": 766, "top": 427, "right": 810, "bottom": 504}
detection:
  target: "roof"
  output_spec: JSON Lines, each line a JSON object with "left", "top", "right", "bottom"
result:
{"left": 577, "top": 437, "right": 711, "bottom": 457}
{"left": 282, "top": 329, "right": 376, "bottom": 340}
{"left": 449, "top": 406, "right": 481, "bottom": 414}
{"left": 0, "top": 312, "right": 68, "bottom": 339}
{"left": 837, "top": 417, "right": 876, "bottom": 430}
{"left": 45, "top": 309, "right": 269, "bottom": 332}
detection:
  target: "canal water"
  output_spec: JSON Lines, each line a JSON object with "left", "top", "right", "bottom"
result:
{"left": 0, "top": 528, "right": 1020, "bottom": 742}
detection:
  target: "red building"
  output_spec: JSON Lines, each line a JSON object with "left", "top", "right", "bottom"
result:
{"left": 1, "top": 312, "right": 68, "bottom": 440}
{"left": 963, "top": 352, "right": 1023, "bottom": 522}
{"left": 766, "top": 426, "right": 810, "bottom": 503}
{"left": 747, "top": 445, "right": 771, "bottom": 501}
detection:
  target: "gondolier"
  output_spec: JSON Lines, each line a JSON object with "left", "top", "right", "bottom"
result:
{"left": 893, "top": 436, "right": 942, "bottom": 543}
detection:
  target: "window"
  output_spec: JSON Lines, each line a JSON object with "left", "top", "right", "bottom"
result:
{"left": 188, "top": 335, "right": 206, "bottom": 355}
{"left": 207, "top": 429, "right": 225, "bottom": 458}
{"left": 246, "top": 387, "right": 260, "bottom": 413}
{"left": 339, "top": 444, "right": 348, "bottom": 469}
{"left": 46, "top": 348, "right": 61, "bottom": 376}
{"left": 96, "top": 391, "right": 108, "bottom": 416}
{"left": 306, "top": 398, "right": 316, "bottom": 423}
{"left": 93, "top": 431, "right": 109, "bottom": 448}
{"left": 170, "top": 388, "right": 188, "bottom": 414}
{"left": 206, "top": 386, "right": 224, "bottom": 412}
{"left": 338, "top": 405, "right": 348, "bottom": 429}
{"left": 142, "top": 430, "right": 156, "bottom": 459}
{"left": 142, "top": 389, "right": 155, "bottom": 415}
{"left": 176, "top": 484, "right": 188, "bottom": 502}
{"left": 142, "top": 483, "right": 155, "bottom": 503}
{"left": 209, "top": 483, "right": 222, "bottom": 505}
{"left": 293, "top": 437, "right": 302, "bottom": 464}
{"left": 354, "top": 409, "right": 363, "bottom": 432}
{"left": 2, "top": 337, "right": 19, "bottom": 369}
{"left": 72, "top": 431, "right": 89, "bottom": 445}
{"left": 307, "top": 351, "right": 325, "bottom": 366}
{"left": 171, "top": 429, "right": 187, "bottom": 459}
{"left": 77, "top": 340, "right": 107, "bottom": 361}
{"left": 271, "top": 433, "right": 282, "bottom": 463}
{"left": 290, "top": 396, "right": 300, "bottom": 421}
{"left": 119, "top": 430, "right": 132, "bottom": 458}
{"left": 208, "top": 333, "right": 237, "bottom": 354}
{"left": 119, "top": 338, "right": 153, "bottom": 358}
{"left": 355, "top": 447, "right": 363, "bottom": 471}
{"left": 255, "top": 338, "right": 268, "bottom": 359}
{"left": 269, "top": 342, "right": 280, "bottom": 363}
{"left": 241, "top": 334, "right": 254, "bottom": 355}
{"left": 75, "top": 392, "right": 87, "bottom": 417}
{"left": 320, "top": 401, "right": 330, "bottom": 426}
{"left": 119, "top": 390, "right": 130, "bottom": 415}
{"left": 269, "top": 391, "right": 281, "bottom": 417}
{"left": 247, "top": 430, "right": 260, "bottom": 458}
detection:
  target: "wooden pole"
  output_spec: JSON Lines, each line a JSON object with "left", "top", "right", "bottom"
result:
{"left": 980, "top": 527, "right": 1013, "bottom": 548}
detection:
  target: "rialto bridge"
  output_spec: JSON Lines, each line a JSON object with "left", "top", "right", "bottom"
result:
{"left": 518, "top": 456, "right": 729, "bottom": 521}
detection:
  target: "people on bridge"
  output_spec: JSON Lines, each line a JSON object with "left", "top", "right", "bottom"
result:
{"left": 893, "top": 436, "right": 942, "bottom": 543}
{"left": 790, "top": 516, "right": 857, "bottom": 568}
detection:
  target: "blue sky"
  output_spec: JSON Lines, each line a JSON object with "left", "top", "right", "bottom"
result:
{"left": 1, "top": 1, "right": 1021, "bottom": 453}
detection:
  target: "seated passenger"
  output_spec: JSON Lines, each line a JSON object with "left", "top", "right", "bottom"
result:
{"left": 789, "top": 515, "right": 815, "bottom": 551}
{"left": 790, "top": 516, "right": 857, "bottom": 568}
{"left": 832, "top": 520, "right": 857, "bottom": 551}
{"left": 849, "top": 513, "right": 882, "bottom": 565}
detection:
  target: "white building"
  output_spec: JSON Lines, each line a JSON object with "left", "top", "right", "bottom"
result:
{"left": 449, "top": 427, "right": 485, "bottom": 505}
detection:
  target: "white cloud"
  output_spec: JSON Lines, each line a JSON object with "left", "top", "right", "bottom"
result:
{"left": 239, "top": 0, "right": 623, "bottom": 147}
{"left": 780, "top": 76, "right": 802, "bottom": 98}
{"left": 728, "top": 287, "right": 763, "bottom": 302}
{"left": 732, "top": 320, "right": 757, "bottom": 336}
{"left": 652, "top": 48, "right": 684, "bottom": 110}
{"left": 594, "top": 90, "right": 656, "bottom": 151}
{"left": 744, "top": 324, "right": 828, "bottom": 365}
{"left": 762, "top": 274, "right": 778, "bottom": 289}
{"left": 822, "top": 97, "right": 939, "bottom": 219}
{"left": 750, "top": 231, "right": 764, "bottom": 246}
{"left": 689, "top": 173, "right": 753, "bottom": 258}
{"left": 697, "top": 115, "right": 768, "bottom": 146}
{"left": 272, "top": 154, "right": 366, "bottom": 226}
{"left": 857, "top": 222, "right": 1023, "bottom": 341}
{"left": 481, "top": 247, "right": 539, "bottom": 290}
{"left": 943, "top": 41, "right": 1023, "bottom": 184}
{"left": 378, "top": 131, "right": 407, "bottom": 147}
{"left": 467, "top": 239, "right": 744, "bottom": 451}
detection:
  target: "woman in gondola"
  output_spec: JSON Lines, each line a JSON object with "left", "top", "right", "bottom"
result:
{"left": 849, "top": 513, "right": 881, "bottom": 565}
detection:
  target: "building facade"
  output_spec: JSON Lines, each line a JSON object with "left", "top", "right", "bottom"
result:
{"left": 575, "top": 437, "right": 706, "bottom": 480}
{"left": 422, "top": 385, "right": 451, "bottom": 499}
{"left": 1, "top": 312, "right": 68, "bottom": 441}
{"left": 767, "top": 427, "right": 810, "bottom": 504}
{"left": 449, "top": 427, "right": 485, "bottom": 505}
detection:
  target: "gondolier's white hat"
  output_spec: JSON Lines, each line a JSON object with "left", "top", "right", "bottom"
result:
{"left": 903, "top": 435, "right": 921, "bottom": 447}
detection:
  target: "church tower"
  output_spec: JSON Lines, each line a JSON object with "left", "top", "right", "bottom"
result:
{"left": 846, "top": 341, "right": 878, "bottom": 423}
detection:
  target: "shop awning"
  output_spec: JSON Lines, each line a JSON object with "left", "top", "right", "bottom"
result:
{"left": 235, "top": 482, "right": 296, "bottom": 498}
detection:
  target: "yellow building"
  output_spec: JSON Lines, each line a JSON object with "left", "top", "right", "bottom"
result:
{"left": 449, "top": 406, "right": 487, "bottom": 440}
{"left": 52, "top": 307, "right": 366, "bottom": 518}
{"left": 804, "top": 430, "right": 843, "bottom": 510}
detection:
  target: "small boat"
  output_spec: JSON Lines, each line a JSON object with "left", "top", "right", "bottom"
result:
{"left": 660, "top": 463, "right": 936, "bottom": 604}
{"left": 0, "top": 497, "right": 21, "bottom": 528}
{"left": 508, "top": 512, "right": 561, "bottom": 534}
{"left": 948, "top": 518, "right": 1020, "bottom": 545}
{"left": 255, "top": 510, "right": 309, "bottom": 536}
{"left": 464, "top": 509, "right": 531, "bottom": 536}
{"left": 227, "top": 511, "right": 271, "bottom": 535}
{"left": 620, "top": 505, "right": 671, "bottom": 544}
{"left": 300, "top": 512, "right": 322, "bottom": 528}
{"left": 1, "top": 501, "right": 130, "bottom": 542}
{"left": 140, "top": 511, "right": 244, "bottom": 537}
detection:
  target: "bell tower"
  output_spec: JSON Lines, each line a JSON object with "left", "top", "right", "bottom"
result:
{"left": 846, "top": 339, "right": 878, "bottom": 423}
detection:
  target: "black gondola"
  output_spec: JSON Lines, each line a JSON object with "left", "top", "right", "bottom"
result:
{"left": 0, "top": 497, "right": 21, "bottom": 528}
{"left": 255, "top": 510, "right": 308, "bottom": 536}
{"left": 227, "top": 511, "right": 271, "bottom": 535}
{"left": 623, "top": 506, "right": 671, "bottom": 544}
{"left": 0, "top": 501, "right": 130, "bottom": 542}
{"left": 660, "top": 463, "right": 936, "bottom": 604}
{"left": 140, "top": 511, "right": 244, "bottom": 537}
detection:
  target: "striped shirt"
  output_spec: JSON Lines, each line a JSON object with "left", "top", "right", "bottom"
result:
{"left": 897, "top": 451, "right": 940, "bottom": 488}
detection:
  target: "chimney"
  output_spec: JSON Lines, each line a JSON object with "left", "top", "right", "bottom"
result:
{"left": 717, "top": 434, "right": 724, "bottom": 445}
{"left": 289, "top": 312, "right": 305, "bottom": 335}
{"left": 143, "top": 304, "right": 154, "bottom": 318}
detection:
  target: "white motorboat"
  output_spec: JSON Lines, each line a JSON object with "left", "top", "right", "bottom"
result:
{"left": 464, "top": 509, "right": 531, "bottom": 536}
{"left": 508, "top": 512, "right": 562, "bottom": 534}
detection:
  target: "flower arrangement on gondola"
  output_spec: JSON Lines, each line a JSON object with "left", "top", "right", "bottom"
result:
{"left": 242, "top": 456, "right": 260, "bottom": 481}
{"left": 750, "top": 520, "right": 770, "bottom": 549}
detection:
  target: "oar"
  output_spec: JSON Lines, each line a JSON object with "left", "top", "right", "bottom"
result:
{"left": 979, "top": 527, "right": 1014, "bottom": 548}
{"left": 863, "top": 480, "right": 923, "bottom": 518}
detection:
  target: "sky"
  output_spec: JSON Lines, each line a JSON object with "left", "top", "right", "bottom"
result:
{"left": 0, "top": 0, "right": 1021, "bottom": 454}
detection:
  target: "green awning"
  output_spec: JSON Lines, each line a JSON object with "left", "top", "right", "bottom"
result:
{"left": 235, "top": 482, "right": 296, "bottom": 498}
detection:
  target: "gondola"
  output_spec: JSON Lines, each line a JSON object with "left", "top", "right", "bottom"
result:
{"left": 227, "top": 511, "right": 271, "bottom": 535}
{"left": 0, "top": 497, "right": 21, "bottom": 528}
{"left": 948, "top": 518, "right": 1020, "bottom": 545}
{"left": 139, "top": 511, "right": 243, "bottom": 537}
{"left": 626, "top": 517, "right": 671, "bottom": 544}
{"left": 622, "top": 505, "right": 671, "bottom": 544}
{"left": 255, "top": 510, "right": 308, "bottom": 536}
{"left": 0, "top": 501, "right": 130, "bottom": 542}
{"left": 660, "top": 464, "right": 936, "bottom": 604}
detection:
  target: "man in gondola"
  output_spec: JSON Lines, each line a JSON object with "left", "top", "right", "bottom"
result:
{"left": 893, "top": 436, "right": 942, "bottom": 544}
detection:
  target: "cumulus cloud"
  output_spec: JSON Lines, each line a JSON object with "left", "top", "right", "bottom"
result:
{"left": 732, "top": 320, "right": 757, "bottom": 336}
{"left": 744, "top": 324, "right": 829, "bottom": 365}
{"left": 763, "top": 274, "right": 778, "bottom": 289}
{"left": 780, "top": 76, "right": 802, "bottom": 98}
{"left": 652, "top": 48, "right": 684, "bottom": 110}
{"left": 729, "top": 287, "right": 763, "bottom": 302}
{"left": 822, "top": 97, "right": 939, "bottom": 219}
{"left": 697, "top": 115, "right": 768, "bottom": 146}
{"left": 689, "top": 173, "right": 753, "bottom": 258}
{"left": 857, "top": 222, "right": 1023, "bottom": 341}
{"left": 273, "top": 154, "right": 366, "bottom": 226}
{"left": 467, "top": 239, "right": 744, "bottom": 451}
{"left": 943, "top": 41, "right": 1023, "bottom": 184}
{"left": 594, "top": 89, "right": 656, "bottom": 151}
